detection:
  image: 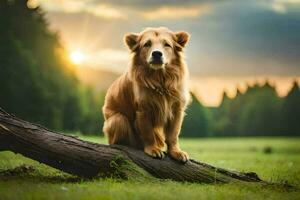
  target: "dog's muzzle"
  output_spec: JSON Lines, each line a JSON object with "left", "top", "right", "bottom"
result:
{"left": 149, "top": 50, "right": 164, "bottom": 66}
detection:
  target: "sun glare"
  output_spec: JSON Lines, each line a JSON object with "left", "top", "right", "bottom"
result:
{"left": 70, "top": 50, "right": 86, "bottom": 65}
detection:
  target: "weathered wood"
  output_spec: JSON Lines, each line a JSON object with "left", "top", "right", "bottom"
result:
{"left": 0, "top": 108, "right": 262, "bottom": 183}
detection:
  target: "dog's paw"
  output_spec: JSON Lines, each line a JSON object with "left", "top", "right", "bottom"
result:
{"left": 144, "top": 145, "right": 165, "bottom": 159}
{"left": 169, "top": 149, "right": 189, "bottom": 163}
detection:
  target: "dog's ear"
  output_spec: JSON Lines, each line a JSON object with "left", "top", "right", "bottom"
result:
{"left": 124, "top": 33, "right": 139, "bottom": 51}
{"left": 175, "top": 31, "right": 190, "bottom": 48}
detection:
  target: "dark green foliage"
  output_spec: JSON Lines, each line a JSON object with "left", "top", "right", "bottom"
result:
{"left": 0, "top": 0, "right": 102, "bottom": 134}
{"left": 281, "top": 81, "right": 300, "bottom": 135}
{"left": 211, "top": 82, "right": 299, "bottom": 137}
{"left": 213, "top": 91, "right": 237, "bottom": 136}
{"left": 182, "top": 82, "right": 299, "bottom": 137}
{"left": 78, "top": 88, "right": 105, "bottom": 135}
{"left": 181, "top": 94, "right": 211, "bottom": 137}
{"left": 237, "top": 83, "right": 282, "bottom": 136}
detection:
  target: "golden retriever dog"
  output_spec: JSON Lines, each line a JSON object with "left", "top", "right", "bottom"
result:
{"left": 102, "top": 27, "right": 190, "bottom": 162}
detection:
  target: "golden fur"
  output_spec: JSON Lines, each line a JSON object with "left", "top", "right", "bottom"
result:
{"left": 102, "top": 27, "right": 190, "bottom": 162}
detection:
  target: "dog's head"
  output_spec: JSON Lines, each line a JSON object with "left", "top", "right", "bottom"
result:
{"left": 125, "top": 27, "right": 189, "bottom": 70}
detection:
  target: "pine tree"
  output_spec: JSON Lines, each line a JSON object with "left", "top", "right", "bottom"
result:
{"left": 213, "top": 91, "right": 232, "bottom": 136}
{"left": 181, "top": 93, "right": 211, "bottom": 137}
{"left": 281, "top": 81, "right": 300, "bottom": 135}
{"left": 238, "top": 81, "right": 281, "bottom": 136}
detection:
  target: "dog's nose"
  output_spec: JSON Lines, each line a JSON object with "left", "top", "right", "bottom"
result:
{"left": 152, "top": 51, "right": 163, "bottom": 59}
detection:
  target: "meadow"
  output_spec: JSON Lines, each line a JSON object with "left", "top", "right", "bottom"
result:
{"left": 0, "top": 137, "right": 299, "bottom": 200}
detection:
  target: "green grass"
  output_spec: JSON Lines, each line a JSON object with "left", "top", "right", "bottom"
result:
{"left": 0, "top": 137, "right": 299, "bottom": 200}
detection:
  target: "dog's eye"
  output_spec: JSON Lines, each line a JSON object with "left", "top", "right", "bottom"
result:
{"left": 143, "top": 41, "right": 152, "bottom": 48}
{"left": 164, "top": 43, "right": 171, "bottom": 48}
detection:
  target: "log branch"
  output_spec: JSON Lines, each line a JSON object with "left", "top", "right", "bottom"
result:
{"left": 0, "top": 108, "right": 262, "bottom": 183}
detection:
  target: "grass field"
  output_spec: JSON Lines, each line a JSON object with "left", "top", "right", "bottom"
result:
{"left": 0, "top": 137, "right": 299, "bottom": 200}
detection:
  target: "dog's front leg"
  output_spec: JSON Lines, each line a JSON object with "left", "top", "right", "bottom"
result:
{"left": 165, "top": 105, "right": 189, "bottom": 162}
{"left": 135, "top": 110, "right": 165, "bottom": 159}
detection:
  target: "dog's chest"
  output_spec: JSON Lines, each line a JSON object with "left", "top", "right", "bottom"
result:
{"left": 135, "top": 86, "right": 184, "bottom": 123}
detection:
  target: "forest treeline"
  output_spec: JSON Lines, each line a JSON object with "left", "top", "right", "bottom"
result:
{"left": 182, "top": 82, "right": 300, "bottom": 137}
{"left": 1, "top": 1, "right": 299, "bottom": 137}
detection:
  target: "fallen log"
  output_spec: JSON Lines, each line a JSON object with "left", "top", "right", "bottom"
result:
{"left": 0, "top": 108, "right": 262, "bottom": 183}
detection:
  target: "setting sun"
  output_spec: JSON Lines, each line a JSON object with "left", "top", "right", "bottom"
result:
{"left": 70, "top": 49, "right": 86, "bottom": 65}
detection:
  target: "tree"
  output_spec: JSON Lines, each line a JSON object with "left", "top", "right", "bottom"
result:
{"left": 238, "top": 82, "right": 281, "bottom": 136}
{"left": 78, "top": 88, "right": 105, "bottom": 135}
{"left": 213, "top": 91, "right": 232, "bottom": 136}
{"left": 181, "top": 93, "right": 211, "bottom": 137}
{"left": 281, "top": 81, "right": 300, "bottom": 136}
{"left": 213, "top": 82, "right": 284, "bottom": 137}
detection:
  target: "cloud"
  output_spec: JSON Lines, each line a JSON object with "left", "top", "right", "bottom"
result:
{"left": 91, "top": 49, "right": 128, "bottom": 63}
{"left": 32, "top": 0, "right": 216, "bottom": 20}
{"left": 86, "top": 49, "right": 129, "bottom": 71}
{"left": 140, "top": 4, "right": 212, "bottom": 20}
{"left": 89, "top": 0, "right": 220, "bottom": 9}
{"left": 31, "top": 0, "right": 126, "bottom": 19}
{"left": 86, "top": 4, "right": 126, "bottom": 19}
{"left": 35, "top": 0, "right": 89, "bottom": 13}
{"left": 271, "top": 2, "right": 288, "bottom": 13}
{"left": 274, "top": 0, "right": 300, "bottom": 3}
{"left": 269, "top": 0, "right": 300, "bottom": 14}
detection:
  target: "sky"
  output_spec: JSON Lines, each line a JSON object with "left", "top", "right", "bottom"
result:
{"left": 28, "top": 0, "right": 300, "bottom": 106}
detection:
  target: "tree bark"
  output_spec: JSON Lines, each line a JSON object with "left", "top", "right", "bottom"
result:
{"left": 0, "top": 108, "right": 262, "bottom": 183}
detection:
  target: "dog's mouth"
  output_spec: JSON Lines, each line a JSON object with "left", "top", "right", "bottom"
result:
{"left": 149, "top": 58, "right": 165, "bottom": 69}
